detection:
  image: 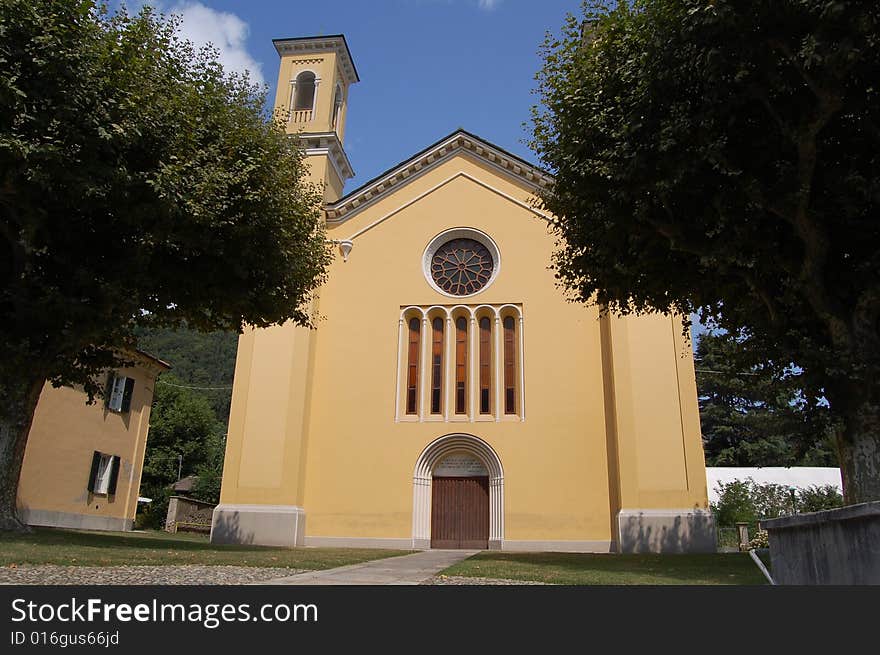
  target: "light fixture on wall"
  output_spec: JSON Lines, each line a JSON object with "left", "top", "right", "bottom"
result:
{"left": 338, "top": 240, "right": 353, "bottom": 262}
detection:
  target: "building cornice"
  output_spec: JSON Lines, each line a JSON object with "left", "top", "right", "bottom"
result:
{"left": 297, "top": 132, "right": 355, "bottom": 182}
{"left": 273, "top": 35, "right": 359, "bottom": 86}
{"left": 324, "top": 130, "right": 553, "bottom": 222}
{"left": 123, "top": 348, "right": 172, "bottom": 377}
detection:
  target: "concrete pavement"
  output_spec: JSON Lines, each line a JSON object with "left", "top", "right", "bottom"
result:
{"left": 262, "top": 549, "right": 479, "bottom": 585}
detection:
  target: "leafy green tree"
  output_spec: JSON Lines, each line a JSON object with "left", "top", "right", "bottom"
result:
{"left": 696, "top": 331, "right": 836, "bottom": 466}
{"left": 141, "top": 376, "right": 222, "bottom": 492}
{"left": 192, "top": 432, "right": 226, "bottom": 505}
{"left": 711, "top": 479, "right": 760, "bottom": 528}
{"left": 532, "top": 1, "right": 880, "bottom": 502}
{"left": 139, "top": 375, "right": 222, "bottom": 528}
{"left": 0, "top": 1, "right": 331, "bottom": 530}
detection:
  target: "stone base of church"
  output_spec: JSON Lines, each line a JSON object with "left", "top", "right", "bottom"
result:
{"left": 617, "top": 509, "right": 716, "bottom": 553}
{"left": 210, "top": 504, "right": 305, "bottom": 547}
{"left": 209, "top": 505, "right": 716, "bottom": 552}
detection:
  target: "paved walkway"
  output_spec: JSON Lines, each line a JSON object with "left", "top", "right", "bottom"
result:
{"left": 263, "top": 549, "right": 478, "bottom": 585}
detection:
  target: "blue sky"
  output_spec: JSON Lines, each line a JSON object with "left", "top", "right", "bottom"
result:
{"left": 123, "top": 1, "right": 584, "bottom": 189}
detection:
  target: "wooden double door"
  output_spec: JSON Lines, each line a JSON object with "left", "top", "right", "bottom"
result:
{"left": 431, "top": 476, "right": 489, "bottom": 549}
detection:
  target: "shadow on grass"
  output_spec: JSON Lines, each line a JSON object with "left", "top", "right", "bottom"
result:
{"left": 0, "top": 528, "right": 231, "bottom": 552}
{"left": 0, "top": 527, "right": 411, "bottom": 569}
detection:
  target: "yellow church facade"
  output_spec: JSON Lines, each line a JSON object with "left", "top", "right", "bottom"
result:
{"left": 211, "top": 35, "right": 715, "bottom": 553}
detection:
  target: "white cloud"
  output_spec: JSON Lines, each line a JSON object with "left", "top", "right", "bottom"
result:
{"left": 477, "top": 0, "right": 502, "bottom": 10}
{"left": 168, "top": 2, "right": 265, "bottom": 86}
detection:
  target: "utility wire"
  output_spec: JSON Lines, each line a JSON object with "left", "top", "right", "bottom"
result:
{"left": 695, "top": 368, "right": 760, "bottom": 376}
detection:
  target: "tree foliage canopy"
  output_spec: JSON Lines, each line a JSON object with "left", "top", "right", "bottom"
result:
{"left": 0, "top": 0, "right": 331, "bottom": 529}
{"left": 532, "top": 0, "right": 880, "bottom": 501}
{"left": 0, "top": 0, "right": 330, "bottom": 394}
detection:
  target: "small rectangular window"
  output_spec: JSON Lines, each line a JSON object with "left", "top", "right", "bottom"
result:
{"left": 88, "top": 452, "right": 117, "bottom": 495}
{"left": 106, "top": 374, "right": 133, "bottom": 413}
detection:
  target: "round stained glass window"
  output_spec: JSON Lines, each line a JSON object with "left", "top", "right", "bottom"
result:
{"left": 430, "top": 238, "right": 495, "bottom": 296}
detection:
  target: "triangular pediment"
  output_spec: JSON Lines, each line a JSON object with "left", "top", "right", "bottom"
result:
{"left": 325, "top": 130, "right": 553, "bottom": 223}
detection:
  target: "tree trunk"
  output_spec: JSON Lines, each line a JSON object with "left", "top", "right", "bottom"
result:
{"left": 816, "top": 295, "right": 880, "bottom": 505}
{"left": 0, "top": 375, "right": 46, "bottom": 532}
{"left": 835, "top": 396, "right": 880, "bottom": 505}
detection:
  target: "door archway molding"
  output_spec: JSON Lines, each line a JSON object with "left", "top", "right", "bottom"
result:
{"left": 412, "top": 433, "right": 504, "bottom": 549}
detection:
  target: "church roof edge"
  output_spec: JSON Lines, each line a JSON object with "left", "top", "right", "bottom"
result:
{"left": 325, "top": 129, "right": 553, "bottom": 222}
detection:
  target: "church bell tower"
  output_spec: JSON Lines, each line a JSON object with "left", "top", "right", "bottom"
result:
{"left": 211, "top": 36, "right": 359, "bottom": 548}
{"left": 272, "top": 35, "right": 359, "bottom": 202}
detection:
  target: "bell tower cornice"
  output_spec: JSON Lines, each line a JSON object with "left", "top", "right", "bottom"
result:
{"left": 273, "top": 35, "right": 360, "bottom": 87}
{"left": 296, "top": 132, "right": 355, "bottom": 185}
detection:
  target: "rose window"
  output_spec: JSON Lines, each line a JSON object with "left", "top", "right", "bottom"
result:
{"left": 430, "top": 238, "right": 495, "bottom": 296}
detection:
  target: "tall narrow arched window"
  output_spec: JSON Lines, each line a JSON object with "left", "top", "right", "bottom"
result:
{"left": 331, "top": 83, "right": 344, "bottom": 129}
{"left": 455, "top": 317, "right": 468, "bottom": 415}
{"left": 479, "top": 317, "right": 492, "bottom": 415}
{"left": 293, "top": 71, "right": 316, "bottom": 111}
{"left": 406, "top": 318, "right": 421, "bottom": 415}
{"left": 431, "top": 318, "right": 444, "bottom": 414}
{"left": 503, "top": 316, "right": 517, "bottom": 414}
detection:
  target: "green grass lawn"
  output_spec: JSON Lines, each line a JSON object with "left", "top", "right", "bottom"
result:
{"left": 440, "top": 551, "right": 769, "bottom": 585}
{"left": 0, "top": 527, "right": 409, "bottom": 569}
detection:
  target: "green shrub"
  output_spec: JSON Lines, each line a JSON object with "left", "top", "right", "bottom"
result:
{"left": 797, "top": 484, "right": 844, "bottom": 513}
{"left": 136, "top": 486, "right": 171, "bottom": 530}
{"left": 711, "top": 478, "right": 840, "bottom": 529}
{"left": 711, "top": 479, "right": 759, "bottom": 528}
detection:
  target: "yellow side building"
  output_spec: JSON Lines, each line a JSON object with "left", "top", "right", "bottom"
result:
{"left": 212, "top": 35, "right": 714, "bottom": 553}
{"left": 18, "top": 352, "right": 169, "bottom": 532}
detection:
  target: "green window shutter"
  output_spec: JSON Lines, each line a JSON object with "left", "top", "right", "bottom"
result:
{"left": 104, "top": 373, "right": 115, "bottom": 409}
{"left": 87, "top": 451, "right": 101, "bottom": 493}
{"left": 121, "top": 378, "right": 135, "bottom": 413}
{"left": 108, "top": 456, "right": 121, "bottom": 496}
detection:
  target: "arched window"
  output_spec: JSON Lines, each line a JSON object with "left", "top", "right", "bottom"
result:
{"left": 293, "top": 71, "right": 316, "bottom": 111}
{"left": 406, "top": 318, "right": 420, "bottom": 415}
{"left": 503, "top": 316, "right": 516, "bottom": 414}
{"left": 431, "top": 318, "right": 444, "bottom": 414}
{"left": 479, "top": 317, "right": 492, "bottom": 415}
{"left": 331, "top": 84, "right": 344, "bottom": 129}
{"left": 455, "top": 317, "right": 468, "bottom": 415}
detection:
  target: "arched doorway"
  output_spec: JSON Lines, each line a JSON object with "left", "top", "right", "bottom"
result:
{"left": 412, "top": 434, "right": 504, "bottom": 550}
